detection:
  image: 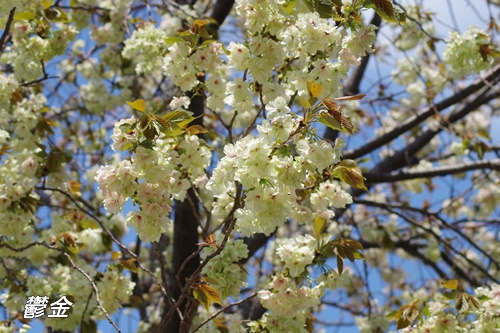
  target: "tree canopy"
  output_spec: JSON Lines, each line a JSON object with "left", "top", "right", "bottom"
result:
{"left": 1, "top": 0, "right": 500, "bottom": 332}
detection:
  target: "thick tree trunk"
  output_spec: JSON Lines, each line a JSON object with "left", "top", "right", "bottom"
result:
{"left": 160, "top": 1, "right": 235, "bottom": 331}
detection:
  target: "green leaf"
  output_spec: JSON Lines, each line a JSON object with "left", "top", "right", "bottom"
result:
{"left": 473, "top": 141, "right": 491, "bottom": 160}
{"left": 332, "top": 159, "right": 367, "bottom": 190}
{"left": 202, "top": 276, "right": 220, "bottom": 285}
{"left": 352, "top": 251, "right": 364, "bottom": 259}
{"left": 111, "top": 251, "right": 122, "bottom": 260}
{"left": 47, "top": 8, "right": 70, "bottom": 22}
{"left": 386, "top": 310, "right": 397, "bottom": 319}
{"left": 139, "top": 114, "right": 152, "bottom": 130}
{"left": 120, "top": 258, "right": 138, "bottom": 274}
{"left": 79, "top": 218, "right": 99, "bottom": 230}
{"left": 396, "top": 317, "right": 411, "bottom": 329}
{"left": 193, "top": 287, "right": 209, "bottom": 310}
{"left": 313, "top": 217, "right": 326, "bottom": 237}
{"left": 185, "top": 124, "right": 208, "bottom": 135}
{"left": 477, "top": 294, "right": 491, "bottom": 301}
{"left": 381, "top": 231, "right": 395, "bottom": 249}
{"left": 14, "top": 11, "right": 36, "bottom": 20}
{"left": 364, "top": 0, "right": 406, "bottom": 24}
{"left": 442, "top": 279, "right": 459, "bottom": 290}
{"left": 477, "top": 129, "right": 491, "bottom": 141}
{"left": 321, "top": 241, "right": 335, "bottom": 258}
{"left": 68, "top": 180, "right": 81, "bottom": 196}
{"left": 318, "top": 112, "right": 343, "bottom": 132}
{"left": 307, "top": 81, "right": 322, "bottom": 98}
{"left": 421, "top": 306, "right": 430, "bottom": 317}
{"left": 319, "top": 99, "right": 355, "bottom": 134}
{"left": 157, "top": 110, "right": 199, "bottom": 136}
{"left": 66, "top": 245, "right": 79, "bottom": 254}
{"left": 318, "top": 112, "right": 354, "bottom": 134}
{"left": 163, "top": 110, "right": 197, "bottom": 128}
{"left": 139, "top": 139, "right": 154, "bottom": 149}
{"left": 336, "top": 255, "right": 344, "bottom": 274}
{"left": 154, "top": 115, "right": 184, "bottom": 137}
{"left": 302, "top": 0, "right": 340, "bottom": 18}
{"left": 41, "top": 0, "right": 53, "bottom": 9}
{"left": 176, "top": 28, "right": 192, "bottom": 38}
{"left": 193, "top": 283, "right": 222, "bottom": 311}
{"left": 259, "top": 178, "right": 275, "bottom": 188}
{"left": 143, "top": 124, "right": 158, "bottom": 141}
{"left": 282, "top": 0, "right": 297, "bottom": 14}
{"left": 165, "top": 36, "right": 185, "bottom": 46}
{"left": 126, "top": 99, "right": 147, "bottom": 113}
{"left": 298, "top": 96, "right": 311, "bottom": 109}
{"left": 443, "top": 291, "right": 458, "bottom": 300}
{"left": 344, "top": 239, "right": 363, "bottom": 251}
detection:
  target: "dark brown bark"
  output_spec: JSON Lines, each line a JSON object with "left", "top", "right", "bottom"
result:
{"left": 163, "top": 96, "right": 203, "bottom": 332}
{"left": 160, "top": 1, "right": 236, "bottom": 331}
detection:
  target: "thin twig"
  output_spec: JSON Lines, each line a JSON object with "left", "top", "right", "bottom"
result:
{"left": 364, "top": 159, "right": 500, "bottom": 183}
{"left": 21, "top": 61, "right": 59, "bottom": 87}
{"left": 153, "top": 241, "right": 179, "bottom": 312}
{"left": 190, "top": 293, "right": 258, "bottom": 333}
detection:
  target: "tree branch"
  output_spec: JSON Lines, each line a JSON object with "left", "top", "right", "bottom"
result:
{"left": 209, "top": 0, "right": 235, "bottom": 26}
{"left": 361, "top": 239, "right": 449, "bottom": 280}
{"left": 191, "top": 293, "right": 257, "bottom": 333}
{"left": 354, "top": 198, "right": 500, "bottom": 271}
{"left": 21, "top": 60, "right": 59, "bottom": 87}
{"left": 344, "top": 62, "right": 500, "bottom": 160}
{"left": 354, "top": 199, "right": 496, "bottom": 286}
{"left": 371, "top": 86, "right": 500, "bottom": 174}
{"left": 364, "top": 158, "right": 500, "bottom": 183}
{"left": 0, "top": 7, "right": 15, "bottom": 53}
{"left": 158, "top": 182, "right": 242, "bottom": 332}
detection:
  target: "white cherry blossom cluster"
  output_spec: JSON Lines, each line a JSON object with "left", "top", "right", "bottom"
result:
{"left": 399, "top": 284, "right": 500, "bottom": 333}
{"left": 276, "top": 234, "right": 316, "bottom": 277}
{"left": 256, "top": 273, "right": 325, "bottom": 332}
{"left": 0, "top": 21, "right": 77, "bottom": 82}
{"left": 206, "top": 111, "right": 346, "bottom": 236}
{"left": 122, "top": 23, "right": 170, "bottom": 75}
{"left": 393, "top": 5, "right": 435, "bottom": 51}
{"left": 0, "top": 92, "right": 48, "bottom": 247}
{"left": 97, "top": 119, "right": 212, "bottom": 242}
{"left": 200, "top": 234, "right": 249, "bottom": 298}
{"left": 163, "top": 40, "right": 225, "bottom": 93}
{"left": 311, "top": 180, "right": 353, "bottom": 210}
{"left": 443, "top": 26, "right": 496, "bottom": 78}
{"left": 88, "top": 0, "right": 129, "bottom": 45}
